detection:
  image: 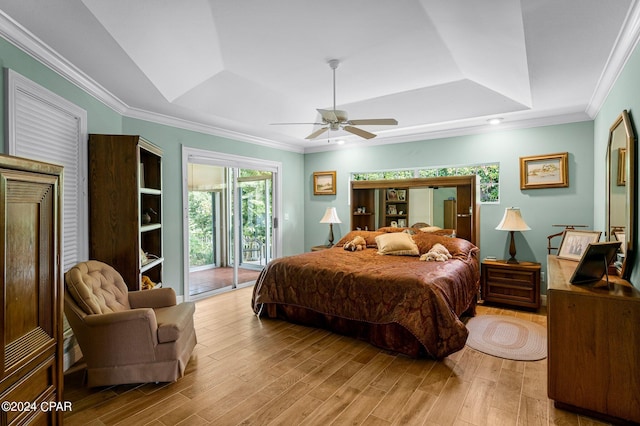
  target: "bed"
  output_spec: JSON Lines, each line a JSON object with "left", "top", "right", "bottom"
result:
{"left": 251, "top": 230, "right": 480, "bottom": 358}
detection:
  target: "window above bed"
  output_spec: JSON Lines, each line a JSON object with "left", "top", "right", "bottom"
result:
{"left": 351, "top": 162, "right": 499, "bottom": 204}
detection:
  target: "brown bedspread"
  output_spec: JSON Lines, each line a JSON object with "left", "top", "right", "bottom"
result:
{"left": 252, "top": 232, "right": 480, "bottom": 358}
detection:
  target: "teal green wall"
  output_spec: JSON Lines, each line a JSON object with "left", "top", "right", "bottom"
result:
{"left": 593, "top": 38, "right": 640, "bottom": 288}
{"left": 304, "top": 121, "right": 595, "bottom": 294}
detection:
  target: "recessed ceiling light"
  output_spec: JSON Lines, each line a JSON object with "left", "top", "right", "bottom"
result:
{"left": 488, "top": 118, "right": 503, "bottom": 125}
{"left": 336, "top": 139, "right": 345, "bottom": 145}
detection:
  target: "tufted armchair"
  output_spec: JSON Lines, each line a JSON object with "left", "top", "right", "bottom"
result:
{"left": 64, "top": 260, "right": 197, "bottom": 387}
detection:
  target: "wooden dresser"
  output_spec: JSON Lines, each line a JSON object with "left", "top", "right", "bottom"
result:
{"left": 0, "top": 155, "right": 64, "bottom": 425}
{"left": 547, "top": 255, "right": 640, "bottom": 424}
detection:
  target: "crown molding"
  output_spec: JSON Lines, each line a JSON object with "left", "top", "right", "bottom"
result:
{"left": 0, "top": 10, "right": 129, "bottom": 114}
{"left": 124, "top": 108, "right": 305, "bottom": 153}
{"left": 303, "top": 111, "right": 592, "bottom": 153}
{"left": 586, "top": 0, "right": 640, "bottom": 117}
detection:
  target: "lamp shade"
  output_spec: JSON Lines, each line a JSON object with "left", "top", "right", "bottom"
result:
{"left": 495, "top": 207, "right": 530, "bottom": 231}
{"left": 320, "top": 207, "right": 342, "bottom": 224}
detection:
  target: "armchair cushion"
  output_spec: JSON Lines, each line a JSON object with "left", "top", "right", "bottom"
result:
{"left": 129, "top": 287, "right": 177, "bottom": 309}
{"left": 65, "top": 260, "right": 130, "bottom": 314}
{"left": 154, "top": 303, "right": 196, "bottom": 343}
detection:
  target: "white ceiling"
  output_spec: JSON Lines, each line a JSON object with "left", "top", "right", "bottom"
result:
{"left": 0, "top": 0, "right": 637, "bottom": 153}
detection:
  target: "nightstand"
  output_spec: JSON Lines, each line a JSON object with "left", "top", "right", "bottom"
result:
{"left": 311, "top": 245, "right": 332, "bottom": 251}
{"left": 481, "top": 259, "right": 541, "bottom": 309}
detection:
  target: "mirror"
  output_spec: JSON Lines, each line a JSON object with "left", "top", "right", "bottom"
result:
{"left": 606, "top": 110, "right": 635, "bottom": 278}
{"left": 351, "top": 175, "right": 479, "bottom": 244}
{"left": 374, "top": 187, "right": 457, "bottom": 229}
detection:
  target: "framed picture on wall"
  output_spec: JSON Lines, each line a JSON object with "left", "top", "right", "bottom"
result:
{"left": 313, "top": 171, "right": 336, "bottom": 195}
{"left": 520, "top": 152, "right": 569, "bottom": 189}
{"left": 557, "top": 229, "right": 602, "bottom": 261}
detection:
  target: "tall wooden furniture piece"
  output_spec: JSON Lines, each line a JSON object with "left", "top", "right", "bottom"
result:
{"left": 89, "top": 134, "right": 164, "bottom": 291}
{"left": 350, "top": 175, "right": 480, "bottom": 245}
{"left": 481, "top": 259, "right": 541, "bottom": 309}
{"left": 0, "top": 155, "right": 64, "bottom": 425}
{"left": 547, "top": 255, "right": 640, "bottom": 424}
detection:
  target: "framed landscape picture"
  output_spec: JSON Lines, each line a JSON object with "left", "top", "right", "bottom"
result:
{"left": 313, "top": 171, "right": 336, "bottom": 195}
{"left": 520, "top": 152, "right": 569, "bottom": 189}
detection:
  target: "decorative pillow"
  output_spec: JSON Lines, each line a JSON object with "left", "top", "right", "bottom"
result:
{"left": 377, "top": 226, "right": 415, "bottom": 233}
{"left": 412, "top": 232, "right": 477, "bottom": 258}
{"left": 375, "top": 232, "right": 420, "bottom": 256}
{"left": 335, "top": 230, "right": 383, "bottom": 248}
{"left": 420, "top": 226, "right": 443, "bottom": 233}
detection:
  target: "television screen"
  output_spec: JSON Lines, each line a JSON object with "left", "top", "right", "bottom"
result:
{"left": 569, "top": 241, "right": 622, "bottom": 285}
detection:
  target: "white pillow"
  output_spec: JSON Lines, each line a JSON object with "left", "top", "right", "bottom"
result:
{"left": 420, "top": 226, "right": 443, "bottom": 233}
{"left": 375, "top": 232, "right": 420, "bottom": 256}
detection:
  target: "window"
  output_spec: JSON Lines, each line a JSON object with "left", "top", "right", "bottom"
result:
{"left": 352, "top": 163, "right": 500, "bottom": 203}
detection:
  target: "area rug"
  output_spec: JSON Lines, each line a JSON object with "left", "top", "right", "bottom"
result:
{"left": 465, "top": 315, "right": 547, "bottom": 361}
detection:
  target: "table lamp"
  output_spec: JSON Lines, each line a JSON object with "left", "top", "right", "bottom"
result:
{"left": 320, "top": 207, "right": 342, "bottom": 246}
{"left": 495, "top": 207, "right": 530, "bottom": 263}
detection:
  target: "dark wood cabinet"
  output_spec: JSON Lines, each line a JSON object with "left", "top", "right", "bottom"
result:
{"left": 481, "top": 259, "right": 541, "bottom": 309}
{"left": 88, "top": 134, "right": 164, "bottom": 291}
{"left": 0, "top": 154, "right": 64, "bottom": 425}
{"left": 547, "top": 255, "right": 640, "bottom": 424}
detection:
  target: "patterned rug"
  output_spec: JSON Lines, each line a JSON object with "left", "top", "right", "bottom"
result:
{"left": 465, "top": 315, "right": 547, "bottom": 361}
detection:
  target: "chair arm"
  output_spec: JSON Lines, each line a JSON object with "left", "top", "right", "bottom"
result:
{"left": 79, "top": 308, "right": 159, "bottom": 366}
{"left": 128, "top": 287, "right": 177, "bottom": 309}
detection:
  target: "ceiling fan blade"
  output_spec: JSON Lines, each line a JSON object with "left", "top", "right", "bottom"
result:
{"left": 348, "top": 118, "right": 398, "bottom": 126}
{"left": 271, "top": 122, "right": 325, "bottom": 125}
{"left": 317, "top": 109, "right": 338, "bottom": 122}
{"left": 343, "top": 126, "right": 377, "bottom": 139}
{"left": 305, "top": 127, "right": 329, "bottom": 140}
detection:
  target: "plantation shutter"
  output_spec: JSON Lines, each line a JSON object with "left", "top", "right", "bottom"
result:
{"left": 6, "top": 69, "right": 88, "bottom": 272}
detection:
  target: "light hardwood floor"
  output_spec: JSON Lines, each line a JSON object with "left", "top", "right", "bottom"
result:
{"left": 63, "top": 287, "right": 610, "bottom": 426}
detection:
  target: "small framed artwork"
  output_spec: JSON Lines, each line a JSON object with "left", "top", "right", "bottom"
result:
{"left": 614, "top": 231, "right": 626, "bottom": 254}
{"left": 386, "top": 188, "right": 398, "bottom": 201}
{"left": 398, "top": 219, "right": 407, "bottom": 227}
{"left": 557, "top": 229, "right": 602, "bottom": 261}
{"left": 387, "top": 204, "right": 397, "bottom": 215}
{"left": 397, "top": 189, "right": 406, "bottom": 201}
{"left": 313, "top": 171, "right": 336, "bottom": 195}
{"left": 520, "top": 152, "right": 569, "bottom": 190}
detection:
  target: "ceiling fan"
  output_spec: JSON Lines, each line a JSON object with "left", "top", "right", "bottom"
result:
{"left": 273, "top": 59, "right": 398, "bottom": 140}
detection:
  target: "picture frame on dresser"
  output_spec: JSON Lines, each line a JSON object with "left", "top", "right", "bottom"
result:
{"left": 557, "top": 229, "right": 602, "bottom": 261}
{"left": 569, "top": 241, "right": 621, "bottom": 284}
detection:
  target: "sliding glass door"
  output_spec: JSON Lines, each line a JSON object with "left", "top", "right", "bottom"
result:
{"left": 183, "top": 148, "right": 281, "bottom": 300}
{"left": 230, "top": 169, "right": 273, "bottom": 270}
